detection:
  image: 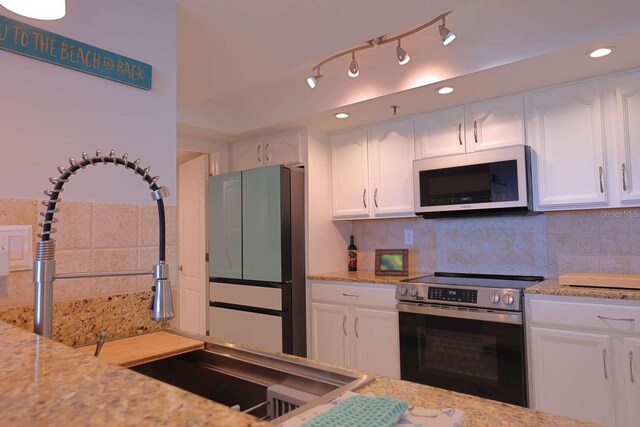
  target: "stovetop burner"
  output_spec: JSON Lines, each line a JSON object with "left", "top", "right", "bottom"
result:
{"left": 402, "top": 271, "right": 543, "bottom": 290}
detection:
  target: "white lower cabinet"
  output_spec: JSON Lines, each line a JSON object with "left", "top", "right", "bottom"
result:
{"left": 310, "top": 282, "right": 400, "bottom": 378}
{"left": 310, "top": 302, "right": 350, "bottom": 367}
{"left": 529, "top": 327, "right": 616, "bottom": 426}
{"left": 527, "top": 295, "right": 640, "bottom": 427}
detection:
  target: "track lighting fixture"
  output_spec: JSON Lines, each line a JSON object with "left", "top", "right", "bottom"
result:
{"left": 307, "top": 69, "right": 323, "bottom": 89}
{"left": 348, "top": 52, "right": 360, "bottom": 77}
{"left": 396, "top": 40, "right": 410, "bottom": 65}
{"left": 439, "top": 17, "right": 456, "bottom": 46}
{"left": 306, "top": 11, "right": 455, "bottom": 88}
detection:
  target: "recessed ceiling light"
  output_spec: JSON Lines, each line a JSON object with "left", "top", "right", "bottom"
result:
{"left": 437, "top": 86, "right": 454, "bottom": 95}
{"left": 588, "top": 47, "right": 614, "bottom": 58}
{"left": 335, "top": 112, "right": 349, "bottom": 119}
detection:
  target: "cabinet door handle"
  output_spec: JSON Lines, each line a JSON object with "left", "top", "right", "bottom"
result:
{"left": 603, "top": 347, "right": 608, "bottom": 379}
{"left": 458, "top": 123, "right": 462, "bottom": 145}
{"left": 374, "top": 188, "right": 378, "bottom": 207}
{"left": 598, "top": 315, "right": 635, "bottom": 322}
{"left": 265, "top": 144, "right": 270, "bottom": 162}
{"left": 473, "top": 120, "right": 478, "bottom": 143}
{"left": 177, "top": 265, "right": 183, "bottom": 272}
{"left": 342, "top": 315, "right": 347, "bottom": 336}
{"left": 622, "top": 163, "right": 627, "bottom": 191}
{"left": 355, "top": 316, "right": 359, "bottom": 338}
{"left": 599, "top": 166, "right": 604, "bottom": 193}
{"left": 630, "top": 351, "right": 635, "bottom": 383}
{"left": 342, "top": 293, "right": 360, "bottom": 297}
{"left": 362, "top": 189, "right": 367, "bottom": 208}
{"left": 257, "top": 144, "right": 262, "bottom": 162}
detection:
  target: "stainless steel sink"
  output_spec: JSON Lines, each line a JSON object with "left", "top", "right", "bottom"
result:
{"left": 130, "top": 331, "right": 373, "bottom": 424}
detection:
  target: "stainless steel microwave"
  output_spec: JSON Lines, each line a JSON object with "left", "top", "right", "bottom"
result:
{"left": 413, "top": 146, "right": 535, "bottom": 218}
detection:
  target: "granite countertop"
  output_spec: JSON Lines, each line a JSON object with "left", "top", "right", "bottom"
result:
{"left": 0, "top": 321, "right": 595, "bottom": 426}
{"left": 307, "top": 270, "right": 428, "bottom": 285}
{"left": 526, "top": 278, "right": 640, "bottom": 301}
{"left": 0, "top": 322, "right": 267, "bottom": 426}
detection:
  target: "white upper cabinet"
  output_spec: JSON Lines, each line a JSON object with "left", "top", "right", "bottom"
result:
{"left": 231, "top": 130, "right": 303, "bottom": 172}
{"left": 264, "top": 131, "right": 303, "bottom": 167}
{"left": 368, "top": 119, "right": 415, "bottom": 217}
{"left": 331, "top": 128, "right": 370, "bottom": 219}
{"left": 614, "top": 72, "right": 640, "bottom": 203}
{"left": 526, "top": 80, "right": 607, "bottom": 209}
{"left": 415, "top": 106, "right": 465, "bottom": 159}
{"left": 232, "top": 140, "right": 263, "bottom": 172}
{"left": 464, "top": 94, "right": 525, "bottom": 153}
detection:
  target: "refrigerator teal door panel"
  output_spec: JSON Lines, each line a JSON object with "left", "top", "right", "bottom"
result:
{"left": 209, "top": 172, "right": 242, "bottom": 279}
{"left": 242, "top": 166, "right": 283, "bottom": 282}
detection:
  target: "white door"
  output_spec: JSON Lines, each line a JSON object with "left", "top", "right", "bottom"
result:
{"left": 529, "top": 327, "right": 616, "bottom": 426}
{"left": 622, "top": 337, "right": 640, "bottom": 427}
{"left": 465, "top": 94, "right": 525, "bottom": 152}
{"left": 330, "top": 128, "right": 370, "bottom": 219}
{"left": 311, "top": 302, "right": 350, "bottom": 368}
{"left": 264, "top": 131, "right": 302, "bottom": 166}
{"left": 178, "top": 155, "right": 208, "bottom": 335}
{"left": 368, "top": 119, "right": 415, "bottom": 218}
{"left": 526, "top": 80, "right": 607, "bottom": 209}
{"left": 231, "top": 140, "right": 263, "bottom": 171}
{"left": 414, "top": 106, "right": 465, "bottom": 159}
{"left": 352, "top": 307, "right": 400, "bottom": 378}
{"left": 615, "top": 72, "right": 640, "bottom": 203}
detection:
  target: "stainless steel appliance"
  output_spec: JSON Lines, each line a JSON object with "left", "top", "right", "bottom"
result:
{"left": 396, "top": 272, "right": 543, "bottom": 406}
{"left": 208, "top": 165, "right": 306, "bottom": 357}
{"left": 413, "top": 146, "right": 535, "bottom": 218}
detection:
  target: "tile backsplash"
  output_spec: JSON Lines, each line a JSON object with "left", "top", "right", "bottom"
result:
{"left": 0, "top": 198, "right": 178, "bottom": 308}
{"left": 352, "top": 208, "right": 640, "bottom": 278}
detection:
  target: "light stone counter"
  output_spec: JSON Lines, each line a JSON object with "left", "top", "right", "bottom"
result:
{"left": 307, "top": 270, "right": 428, "bottom": 285}
{"left": 0, "top": 320, "right": 595, "bottom": 426}
{"left": 526, "top": 278, "right": 640, "bottom": 301}
{"left": 0, "top": 321, "right": 268, "bottom": 426}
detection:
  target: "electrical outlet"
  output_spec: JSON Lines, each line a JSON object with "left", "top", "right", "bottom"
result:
{"left": 404, "top": 229, "right": 414, "bottom": 246}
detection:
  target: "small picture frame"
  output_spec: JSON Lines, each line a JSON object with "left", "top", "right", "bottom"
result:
{"left": 375, "top": 249, "right": 409, "bottom": 276}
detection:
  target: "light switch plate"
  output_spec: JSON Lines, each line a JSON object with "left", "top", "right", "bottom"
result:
{"left": 0, "top": 225, "right": 33, "bottom": 271}
{"left": 404, "top": 229, "right": 414, "bottom": 246}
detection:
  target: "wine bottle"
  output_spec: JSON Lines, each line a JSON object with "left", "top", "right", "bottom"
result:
{"left": 347, "top": 235, "right": 357, "bottom": 272}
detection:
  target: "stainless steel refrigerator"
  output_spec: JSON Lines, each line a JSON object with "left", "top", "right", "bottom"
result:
{"left": 207, "top": 165, "right": 306, "bottom": 356}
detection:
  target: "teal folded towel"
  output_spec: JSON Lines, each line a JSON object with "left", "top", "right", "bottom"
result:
{"left": 302, "top": 395, "right": 409, "bottom": 427}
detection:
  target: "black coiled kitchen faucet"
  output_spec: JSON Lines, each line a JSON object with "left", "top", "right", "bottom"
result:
{"left": 33, "top": 149, "right": 174, "bottom": 339}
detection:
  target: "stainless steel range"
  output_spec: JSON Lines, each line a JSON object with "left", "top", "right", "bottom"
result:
{"left": 396, "top": 272, "right": 543, "bottom": 407}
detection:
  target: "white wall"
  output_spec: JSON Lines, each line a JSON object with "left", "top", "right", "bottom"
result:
{"left": 0, "top": 0, "right": 177, "bottom": 204}
{"left": 177, "top": 133, "right": 229, "bottom": 175}
{"left": 305, "top": 129, "right": 351, "bottom": 274}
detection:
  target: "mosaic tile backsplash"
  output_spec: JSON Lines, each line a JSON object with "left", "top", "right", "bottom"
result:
{"left": 351, "top": 208, "right": 640, "bottom": 278}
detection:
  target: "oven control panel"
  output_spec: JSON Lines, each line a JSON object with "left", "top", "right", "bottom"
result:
{"left": 428, "top": 287, "right": 477, "bottom": 303}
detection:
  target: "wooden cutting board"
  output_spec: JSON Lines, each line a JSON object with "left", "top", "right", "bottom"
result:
{"left": 559, "top": 273, "right": 640, "bottom": 290}
{"left": 77, "top": 331, "right": 204, "bottom": 367}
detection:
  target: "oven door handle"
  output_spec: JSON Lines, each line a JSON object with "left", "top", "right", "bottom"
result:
{"left": 396, "top": 302, "right": 522, "bottom": 325}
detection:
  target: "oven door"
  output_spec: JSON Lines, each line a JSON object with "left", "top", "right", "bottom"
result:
{"left": 398, "top": 303, "right": 527, "bottom": 406}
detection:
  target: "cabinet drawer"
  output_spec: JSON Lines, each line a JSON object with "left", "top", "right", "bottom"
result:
{"left": 529, "top": 299, "right": 640, "bottom": 333}
{"left": 210, "top": 282, "right": 282, "bottom": 311}
{"left": 311, "top": 282, "right": 396, "bottom": 309}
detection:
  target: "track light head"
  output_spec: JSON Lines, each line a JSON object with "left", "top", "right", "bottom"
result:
{"left": 348, "top": 52, "right": 359, "bottom": 78}
{"left": 396, "top": 40, "right": 410, "bottom": 65}
{"left": 439, "top": 17, "right": 456, "bottom": 46}
{"left": 307, "top": 72, "right": 322, "bottom": 89}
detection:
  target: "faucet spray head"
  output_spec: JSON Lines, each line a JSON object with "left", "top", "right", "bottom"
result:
{"left": 152, "top": 262, "right": 174, "bottom": 321}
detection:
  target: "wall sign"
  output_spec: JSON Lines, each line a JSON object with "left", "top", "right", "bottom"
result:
{"left": 0, "top": 14, "right": 152, "bottom": 90}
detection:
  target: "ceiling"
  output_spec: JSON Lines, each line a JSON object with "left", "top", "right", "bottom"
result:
{"left": 176, "top": 0, "right": 640, "bottom": 142}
